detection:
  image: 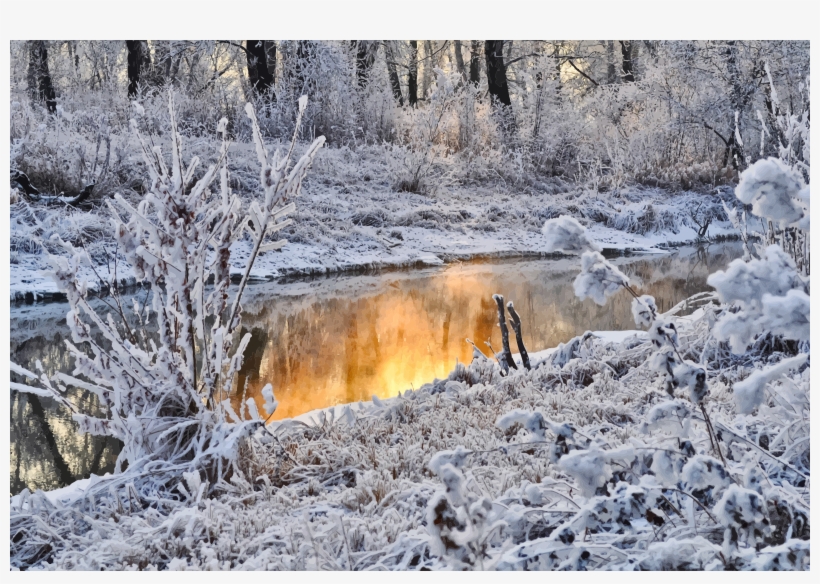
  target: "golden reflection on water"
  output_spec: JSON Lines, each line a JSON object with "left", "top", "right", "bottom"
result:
{"left": 233, "top": 246, "right": 741, "bottom": 421}
{"left": 10, "top": 244, "right": 743, "bottom": 493}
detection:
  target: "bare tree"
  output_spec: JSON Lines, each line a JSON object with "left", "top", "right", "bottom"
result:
{"left": 607, "top": 40, "right": 617, "bottom": 84}
{"left": 453, "top": 40, "right": 467, "bottom": 83}
{"left": 126, "top": 40, "right": 151, "bottom": 98}
{"left": 246, "top": 40, "right": 275, "bottom": 99}
{"left": 723, "top": 40, "right": 747, "bottom": 168}
{"left": 384, "top": 40, "right": 404, "bottom": 105}
{"left": 422, "top": 40, "right": 434, "bottom": 98}
{"left": 469, "top": 40, "right": 482, "bottom": 86}
{"left": 352, "top": 40, "right": 376, "bottom": 87}
{"left": 27, "top": 41, "right": 56, "bottom": 113}
{"left": 295, "top": 40, "right": 314, "bottom": 97}
{"left": 484, "top": 40, "right": 511, "bottom": 107}
{"left": 408, "top": 40, "right": 419, "bottom": 106}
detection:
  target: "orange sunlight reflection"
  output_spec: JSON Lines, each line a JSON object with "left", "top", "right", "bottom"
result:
{"left": 230, "top": 246, "right": 743, "bottom": 422}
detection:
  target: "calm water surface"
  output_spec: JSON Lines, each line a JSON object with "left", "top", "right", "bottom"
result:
{"left": 9, "top": 243, "right": 743, "bottom": 493}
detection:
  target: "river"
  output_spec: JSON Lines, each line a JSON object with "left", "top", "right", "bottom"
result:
{"left": 9, "top": 242, "right": 743, "bottom": 494}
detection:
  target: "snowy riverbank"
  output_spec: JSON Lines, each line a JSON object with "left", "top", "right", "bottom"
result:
{"left": 10, "top": 184, "right": 738, "bottom": 302}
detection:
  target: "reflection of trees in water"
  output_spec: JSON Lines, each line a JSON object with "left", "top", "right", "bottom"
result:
{"left": 10, "top": 333, "right": 121, "bottom": 495}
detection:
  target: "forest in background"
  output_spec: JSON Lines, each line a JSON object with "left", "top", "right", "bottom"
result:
{"left": 11, "top": 40, "right": 810, "bottom": 201}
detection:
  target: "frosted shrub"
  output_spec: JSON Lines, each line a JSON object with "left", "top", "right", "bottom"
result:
{"left": 715, "top": 485, "right": 769, "bottom": 556}
{"left": 631, "top": 294, "right": 657, "bottom": 328}
{"left": 681, "top": 455, "right": 731, "bottom": 496}
{"left": 496, "top": 409, "right": 548, "bottom": 442}
{"left": 10, "top": 94, "right": 324, "bottom": 483}
{"left": 573, "top": 251, "right": 630, "bottom": 305}
{"left": 708, "top": 244, "right": 807, "bottom": 353}
{"left": 426, "top": 454, "right": 500, "bottom": 569}
{"left": 735, "top": 157, "right": 805, "bottom": 227}
{"left": 497, "top": 411, "right": 580, "bottom": 463}
{"left": 760, "top": 289, "right": 810, "bottom": 341}
{"left": 392, "top": 70, "right": 462, "bottom": 195}
{"left": 708, "top": 244, "right": 800, "bottom": 311}
{"left": 732, "top": 354, "right": 808, "bottom": 414}
{"left": 557, "top": 447, "right": 611, "bottom": 498}
{"left": 541, "top": 215, "right": 600, "bottom": 253}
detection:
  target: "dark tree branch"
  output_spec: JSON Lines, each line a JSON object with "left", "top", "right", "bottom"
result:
{"left": 506, "top": 301, "right": 531, "bottom": 370}
{"left": 493, "top": 294, "right": 518, "bottom": 371}
{"left": 565, "top": 58, "right": 599, "bottom": 86}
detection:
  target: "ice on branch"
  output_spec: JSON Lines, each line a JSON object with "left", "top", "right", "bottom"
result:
{"left": 262, "top": 383, "right": 278, "bottom": 417}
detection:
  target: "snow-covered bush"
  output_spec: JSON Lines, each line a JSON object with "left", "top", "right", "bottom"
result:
{"left": 735, "top": 157, "right": 805, "bottom": 227}
{"left": 708, "top": 244, "right": 807, "bottom": 354}
{"left": 541, "top": 215, "right": 600, "bottom": 253}
{"left": 10, "top": 94, "right": 324, "bottom": 484}
{"left": 732, "top": 354, "right": 808, "bottom": 415}
{"left": 573, "top": 251, "right": 630, "bottom": 305}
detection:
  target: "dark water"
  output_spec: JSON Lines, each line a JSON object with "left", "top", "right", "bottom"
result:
{"left": 9, "top": 243, "right": 743, "bottom": 494}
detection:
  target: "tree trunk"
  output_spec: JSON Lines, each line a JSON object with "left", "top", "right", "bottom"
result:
{"left": 154, "top": 41, "right": 172, "bottom": 83}
{"left": 453, "top": 40, "right": 467, "bottom": 82}
{"left": 126, "top": 40, "right": 151, "bottom": 98}
{"left": 246, "top": 40, "right": 275, "bottom": 99}
{"left": 408, "top": 40, "right": 419, "bottom": 106}
{"left": 28, "top": 41, "right": 56, "bottom": 113}
{"left": 353, "top": 40, "right": 376, "bottom": 87}
{"left": 484, "top": 40, "right": 512, "bottom": 107}
{"left": 469, "top": 40, "right": 481, "bottom": 86}
{"left": 619, "top": 41, "right": 634, "bottom": 82}
{"left": 422, "top": 40, "right": 433, "bottom": 99}
{"left": 724, "top": 40, "right": 746, "bottom": 168}
{"left": 385, "top": 41, "right": 404, "bottom": 105}
{"left": 607, "top": 40, "right": 617, "bottom": 84}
